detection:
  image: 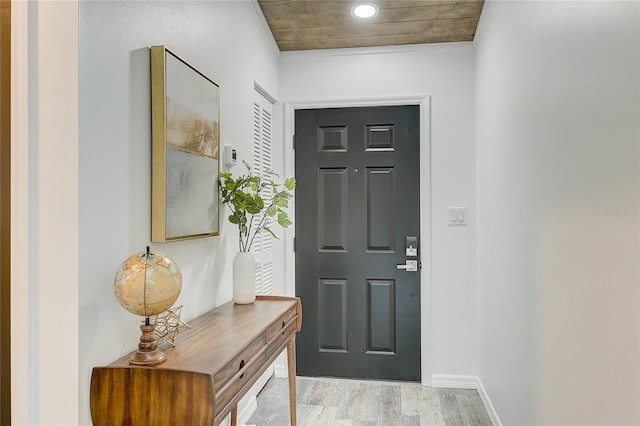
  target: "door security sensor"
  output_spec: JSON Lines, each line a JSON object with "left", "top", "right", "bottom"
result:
{"left": 224, "top": 145, "right": 237, "bottom": 168}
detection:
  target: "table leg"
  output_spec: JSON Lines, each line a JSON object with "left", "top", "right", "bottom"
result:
{"left": 287, "top": 336, "right": 297, "bottom": 426}
{"left": 231, "top": 405, "right": 237, "bottom": 426}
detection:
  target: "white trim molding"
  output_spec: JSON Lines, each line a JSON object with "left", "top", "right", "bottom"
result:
{"left": 12, "top": 2, "right": 80, "bottom": 424}
{"left": 250, "top": 0, "right": 280, "bottom": 57}
{"left": 237, "top": 394, "right": 258, "bottom": 426}
{"left": 476, "top": 378, "right": 502, "bottom": 426}
{"left": 431, "top": 374, "right": 478, "bottom": 389}
{"left": 472, "top": 0, "right": 492, "bottom": 48}
{"left": 274, "top": 363, "right": 288, "bottom": 378}
{"left": 431, "top": 375, "right": 502, "bottom": 426}
{"left": 10, "top": 1, "right": 30, "bottom": 423}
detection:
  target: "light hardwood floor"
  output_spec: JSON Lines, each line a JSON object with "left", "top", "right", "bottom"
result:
{"left": 248, "top": 376, "right": 492, "bottom": 426}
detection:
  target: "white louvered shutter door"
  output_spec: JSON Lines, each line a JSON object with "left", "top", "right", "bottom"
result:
{"left": 252, "top": 91, "right": 274, "bottom": 296}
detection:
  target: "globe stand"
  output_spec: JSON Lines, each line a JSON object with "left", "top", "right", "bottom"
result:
{"left": 129, "top": 321, "right": 167, "bottom": 366}
{"left": 115, "top": 247, "right": 181, "bottom": 367}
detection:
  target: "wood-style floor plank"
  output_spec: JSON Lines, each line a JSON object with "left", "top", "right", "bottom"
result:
{"left": 248, "top": 376, "right": 492, "bottom": 426}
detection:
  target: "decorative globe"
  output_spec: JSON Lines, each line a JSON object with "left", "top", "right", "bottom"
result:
{"left": 114, "top": 249, "right": 182, "bottom": 317}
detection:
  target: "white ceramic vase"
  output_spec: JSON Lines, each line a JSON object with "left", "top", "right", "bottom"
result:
{"left": 233, "top": 251, "right": 256, "bottom": 304}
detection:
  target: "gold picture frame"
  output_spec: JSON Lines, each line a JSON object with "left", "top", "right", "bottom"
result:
{"left": 151, "top": 46, "right": 220, "bottom": 242}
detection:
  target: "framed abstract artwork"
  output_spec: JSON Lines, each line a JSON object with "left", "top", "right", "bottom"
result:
{"left": 151, "top": 46, "right": 220, "bottom": 242}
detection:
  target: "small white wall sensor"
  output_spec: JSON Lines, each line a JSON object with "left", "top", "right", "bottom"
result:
{"left": 224, "top": 145, "right": 237, "bottom": 168}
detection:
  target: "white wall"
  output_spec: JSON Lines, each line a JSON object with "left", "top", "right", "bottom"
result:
{"left": 279, "top": 43, "right": 477, "bottom": 378}
{"left": 475, "top": 1, "right": 640, "bottom": 424}
{"left": 78, "top": 1, "right": 279, "bottom": 424}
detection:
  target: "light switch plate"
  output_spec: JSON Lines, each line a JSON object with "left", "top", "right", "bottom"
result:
{"left": 449, "top": 207, "right": 468, "bottom": 226}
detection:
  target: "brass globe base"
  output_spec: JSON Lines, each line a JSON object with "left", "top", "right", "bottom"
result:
{"left": 129, "top": 323, "right": 167, "bottom": 366}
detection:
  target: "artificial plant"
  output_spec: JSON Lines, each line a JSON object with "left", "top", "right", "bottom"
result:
{"left": 219, "top": 162, "right": 295, "bottom": 252}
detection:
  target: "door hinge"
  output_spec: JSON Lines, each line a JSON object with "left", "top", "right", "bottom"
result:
{"left": 292, "top": 134, "right": 296, "bottom": 150}
{"left": 293, "top": 237, "right": 296, "bottom": 252}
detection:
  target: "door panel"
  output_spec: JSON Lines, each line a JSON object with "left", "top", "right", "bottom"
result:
{"left": 318, "top": 168, "right": 348, "bottom": 251}
{"left": 318, "top": 278, "right": 348, "bottom": 352}
{"left": 367, "top": 168, "right": 394, "bottom": 251}
{"left": 295, "top": 106, "right": 421, "bottom": 381}
{"left": 367, "top": 279, "right": 395, "bottom": 354}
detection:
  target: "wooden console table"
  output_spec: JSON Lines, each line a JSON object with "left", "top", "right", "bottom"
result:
{"left": 90, "top": 296, "right": 302, "bottom": 425}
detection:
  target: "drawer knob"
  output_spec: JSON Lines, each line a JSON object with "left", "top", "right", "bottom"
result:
{"left": 282, "top": 321, "right": 286, "bottom": 335}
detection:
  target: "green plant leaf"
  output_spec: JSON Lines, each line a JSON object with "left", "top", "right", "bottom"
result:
{"left": 278, "top": 212, "right": 292, "bottom": 228}
{"left": 254, "top": 195, "right": 264, "bottom": 209}
{"left": 263, "top": 226, "right": 279, "bottom": 239}
{"left": 275, "top": 196, "right": 288, "bottom": 207}
{"left": 284, "top": 177, "right": 296, "bottom": 191}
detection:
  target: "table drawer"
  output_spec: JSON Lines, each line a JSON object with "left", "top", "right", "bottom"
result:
{"left": 265, "top": 306, "right": 297, "bottom": 341}
{"left": 214, "top": 348, "right": 266, "bottom": 415}
{"left": 213, "top": 331, "right": 266, "bottom": 394}
{"left": 266, "top": 317, "right": 297, "bottom": 360}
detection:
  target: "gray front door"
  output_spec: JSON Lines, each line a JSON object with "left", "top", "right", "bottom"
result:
{"left": 295, "top": 105, "right": 421, "bottom": 381}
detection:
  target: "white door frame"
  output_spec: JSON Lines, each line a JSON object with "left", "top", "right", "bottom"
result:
{"left": 281, "top": 96, "right": 433, "bottom": 385}
{"left": 11, "top": 1, "right": 80, "bottom": 423}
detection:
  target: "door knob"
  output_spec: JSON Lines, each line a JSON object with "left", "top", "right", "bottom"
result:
{"left": 397, "top": 260, "right": 418, "bottom": 272}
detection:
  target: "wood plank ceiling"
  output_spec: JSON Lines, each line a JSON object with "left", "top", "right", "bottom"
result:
{"left": 257, "top": 0, "right": 485, "bottom": 51}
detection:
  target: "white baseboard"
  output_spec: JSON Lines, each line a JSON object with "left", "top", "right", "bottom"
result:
{"left": 237, "top": 395, "right": 258, "bottom": 426}
{"left": 273, "top": 351, "right": 289, "bottom": 377}
{"left": 431, "top": 374, "right": 478, "bottom": 389}
{"left": 475, "top": 378, "right": 502, "bottom": 426}
{"left": 231, "top": 366, "right": 274, "bottom": 426}
{"left": 430, "top": 375, "right": 502, "bottom": 426}
{"left": 274, "top": 363, "right": 288, "bottom": 377}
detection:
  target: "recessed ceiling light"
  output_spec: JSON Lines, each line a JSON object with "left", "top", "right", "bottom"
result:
{"left": 352, "top": 3, "right": 378, "bottom": 19}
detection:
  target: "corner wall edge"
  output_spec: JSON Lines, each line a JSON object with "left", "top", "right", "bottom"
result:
{"left": 431, "top": 374, "right": 502, "bottom": 426}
